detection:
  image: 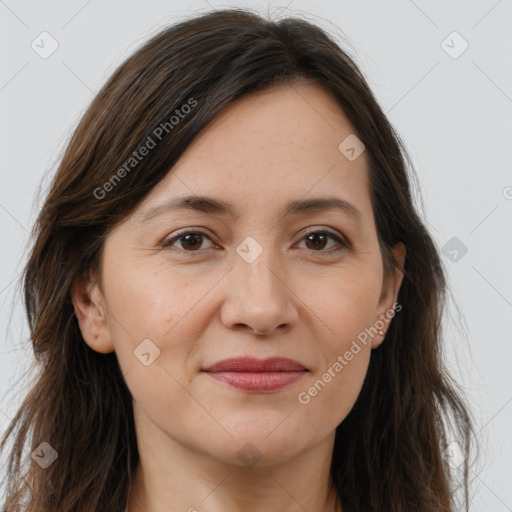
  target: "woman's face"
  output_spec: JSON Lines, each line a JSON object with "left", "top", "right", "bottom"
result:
{"left": 73, "top": 82, "right": 405, "bottom": 467}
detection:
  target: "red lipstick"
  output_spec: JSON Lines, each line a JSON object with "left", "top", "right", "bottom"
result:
{"left": 202, "top": 357, "right": 308, "bottom": 392}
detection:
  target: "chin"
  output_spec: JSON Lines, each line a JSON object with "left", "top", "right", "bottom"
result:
{"left": 204, "top": 428, "right": 309, "bottom": 468}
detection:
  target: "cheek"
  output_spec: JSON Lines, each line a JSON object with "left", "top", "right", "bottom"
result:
{"left": 290, "top": 268, "right": 380, "bottom": 430}
{"left": 103, "top": 258, "right": 214, "bottom": 382}
{"left": 102, "top": 251, "right": 179, "bottom": 334}
{"left": 301, "top": 265, "right": 382, "bottom": 349}
{"left": 297, "top": 321, "right": 372, "bottom": 434}
{"left": 123, "top": 361, "right": 219, "bottom": 449}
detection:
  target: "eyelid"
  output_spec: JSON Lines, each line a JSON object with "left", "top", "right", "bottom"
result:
{"left": 300, "top": 226, "right": 345, "bottom": 241}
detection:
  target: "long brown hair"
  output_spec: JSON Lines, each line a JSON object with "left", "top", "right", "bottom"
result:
{"left": 1, "top": 7, "right": 476, "bottom": 511}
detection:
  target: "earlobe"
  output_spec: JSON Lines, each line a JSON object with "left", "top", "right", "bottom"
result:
{"left": 70, "top": 273, "right": 115, "bottom": 354}
{"left": 372, "top": 242, "right": 406, "bottom": 349}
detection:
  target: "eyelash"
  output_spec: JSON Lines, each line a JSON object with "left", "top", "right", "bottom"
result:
{"left": 160, "top": 228, "right": 350, "bottom": 256}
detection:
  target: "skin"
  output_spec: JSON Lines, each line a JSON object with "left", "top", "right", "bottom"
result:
{"left": 72, "top": 82, "right": 406, "bottom": 512}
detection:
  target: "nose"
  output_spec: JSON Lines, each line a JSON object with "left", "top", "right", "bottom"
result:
{"left": 219, "top": 245, "right": 298, "bottom": 337}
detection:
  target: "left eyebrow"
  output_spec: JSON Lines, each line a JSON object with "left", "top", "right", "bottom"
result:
{"left": 139, "top": 194, "right": 363, "bottom": 225}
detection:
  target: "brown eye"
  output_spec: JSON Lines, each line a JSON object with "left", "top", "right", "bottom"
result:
{"left": 304, "top": 232, "right": 328, "bottom": 251}
{"left": 179, "top": 233, "right": 204, "bottom": 251}
{"left": 162, "top": 231, "right": 213, "bottom": 252}
{"left": 299, "top": 230, "right": 347, "bottom": 252}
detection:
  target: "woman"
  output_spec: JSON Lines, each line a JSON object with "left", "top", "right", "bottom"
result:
{"left": 0, "top": 7, "right": 475, "bottom": 512}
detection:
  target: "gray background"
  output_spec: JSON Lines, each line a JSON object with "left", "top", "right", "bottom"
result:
{"left": 1, "top": 0, "right": 511, "bottom": 510}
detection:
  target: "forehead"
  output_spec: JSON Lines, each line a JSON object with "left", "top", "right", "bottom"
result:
{"left": 133, "top": 82, "right": 374, "bottom": 225}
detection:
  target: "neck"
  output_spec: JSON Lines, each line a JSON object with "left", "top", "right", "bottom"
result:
{"left": 126, "top": 406, "right": 342, "bottom": 512}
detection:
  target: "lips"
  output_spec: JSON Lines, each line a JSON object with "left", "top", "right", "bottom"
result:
{"left": 202, "top": 357, "right": 307, "bottom": 373}
{"left": 201, "top": 357, "right": 308, "bottom": 392}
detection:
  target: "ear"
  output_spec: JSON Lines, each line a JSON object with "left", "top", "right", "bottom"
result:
{"left": 371, "top": 242, "right": 406, "bottom": 349}
{"left": 70, "top": 271, "right": 115, "bottom": 354}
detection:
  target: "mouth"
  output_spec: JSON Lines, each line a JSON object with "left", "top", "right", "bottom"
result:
{"left": 201, "top": 357, "right": 309, "bottom": 392}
